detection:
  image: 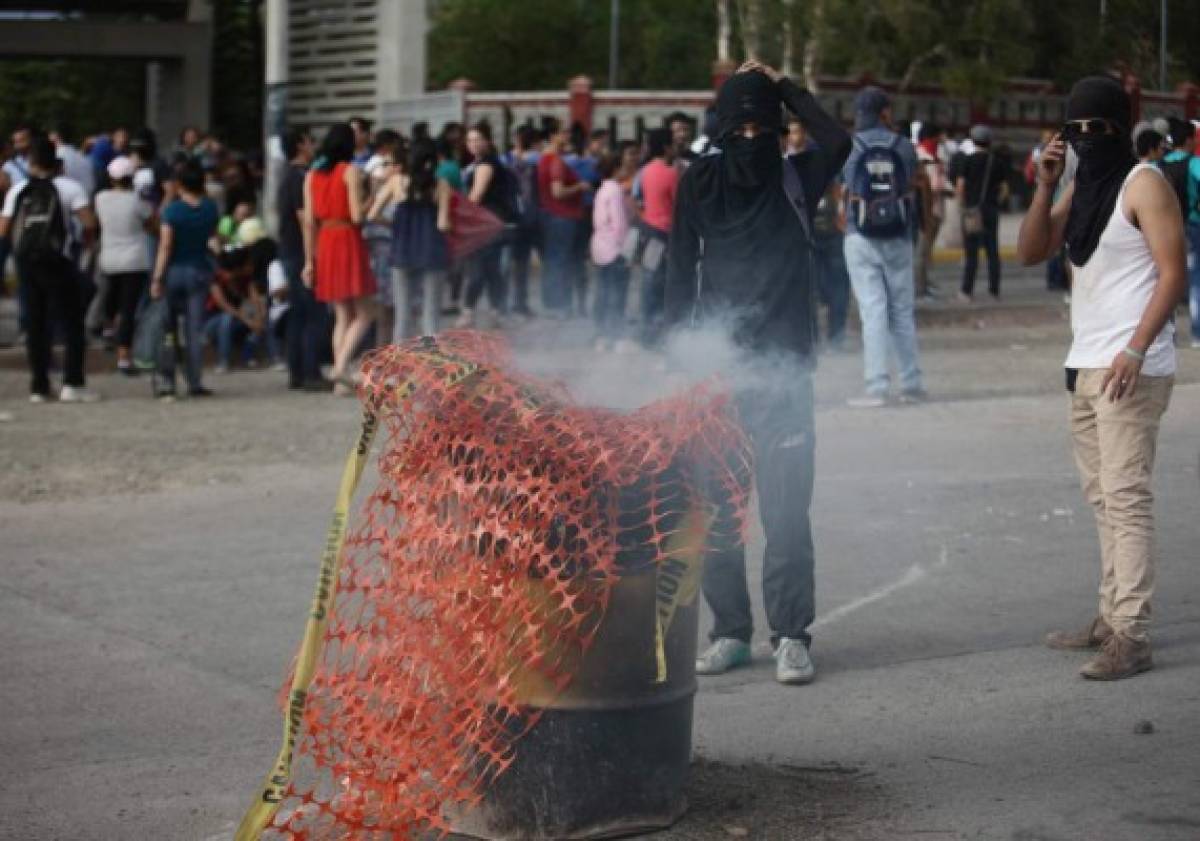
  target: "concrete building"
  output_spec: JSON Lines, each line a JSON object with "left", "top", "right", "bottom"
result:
{"left": 283, "top": 0, "right": 428, "bottom": 131}
{"left": 0, "top": 1, "right": 214, "bottom": 146}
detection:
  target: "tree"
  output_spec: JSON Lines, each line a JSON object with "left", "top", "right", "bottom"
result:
{"left": 428, "top": 0, "right": 716, "bottom": 90}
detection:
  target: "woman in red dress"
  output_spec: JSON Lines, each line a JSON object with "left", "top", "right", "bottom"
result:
{"left": 302, "top": 123, "right": 376, "bottom": 394}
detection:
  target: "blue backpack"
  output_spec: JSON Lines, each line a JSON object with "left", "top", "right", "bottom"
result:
{"left": 849, "top": 134, "right": 909, "bottom": 238}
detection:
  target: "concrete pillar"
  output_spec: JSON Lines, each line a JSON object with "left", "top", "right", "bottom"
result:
{"left": 263, "top": 0, "right": 289, "bottom": 235}
{"left": 376, "top": 0, "right": 429, "bottom": 114}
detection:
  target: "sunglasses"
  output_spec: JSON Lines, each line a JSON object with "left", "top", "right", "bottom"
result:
{"left": 1062, "top": 118, "right": 1117, "bottom": 139}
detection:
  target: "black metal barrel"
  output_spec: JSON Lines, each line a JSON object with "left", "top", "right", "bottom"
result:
{"left": 447, "top": 467, "right": 704, "bottom": 840}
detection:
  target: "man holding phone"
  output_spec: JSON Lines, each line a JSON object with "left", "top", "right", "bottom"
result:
{"left": 1016, "top": 76, "right": 1185, "bottom": 681}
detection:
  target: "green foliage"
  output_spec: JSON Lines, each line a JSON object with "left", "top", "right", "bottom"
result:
{"left": 428, "top": 0, "right": 1198, "bottom": 103}
{"left": 211, "top": 0, "right": 264, "bottom": 149}
{"left": 428, "top": 0, "right": 716, "bottom": 90}
{"left": 0, "top": 59, "right": 145, "bottom": 139}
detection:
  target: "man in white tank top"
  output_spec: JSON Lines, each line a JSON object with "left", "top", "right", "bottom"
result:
{"left": 1016, "top": 77, "right": 1186, "bottom": 681}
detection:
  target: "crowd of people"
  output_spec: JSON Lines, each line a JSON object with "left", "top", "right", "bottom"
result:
{"left": 1, "top": 87, "right": 1198, "bottom": 406}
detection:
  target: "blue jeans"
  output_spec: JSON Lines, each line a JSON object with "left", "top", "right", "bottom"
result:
{"left": 844, "top": 233, "right": 922, "bottom": 396}
{"left": 593, "top": 259, "right": 630, "bottom": 339}
{"left": 506, "top": 224, "right": 537, "bottom": 314}
{"left": 161, "top": 263, "right": 211, "bottom": 392}
{"left": 1187, "top": 222, "right": 1200, "bottom": 342}
{"left": 540, "top": 213, "right": 578, "bottom": 315}
{"left": 203, "top": 311, "right": 253, "bottom": 367}
{"left": 814, "top": 237, "right": 850, "bottom": 346}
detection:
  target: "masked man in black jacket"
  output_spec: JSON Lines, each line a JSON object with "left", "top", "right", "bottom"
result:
{"left": 665, "top": 60, "right": 850, "bottom": 685}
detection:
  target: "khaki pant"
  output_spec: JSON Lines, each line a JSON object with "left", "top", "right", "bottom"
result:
{"left": 1070, "top": 369, "right": 1173, "bottom": 641}
{"left": 914, "top": 215, "right": 942, "bottom": 297}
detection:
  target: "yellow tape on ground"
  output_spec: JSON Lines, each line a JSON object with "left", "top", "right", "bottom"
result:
{"left": 234, "top": 406, "right": 377, "bottom": 841}
{"left": 235, "top": 347, "right": 481, "bottom": 841}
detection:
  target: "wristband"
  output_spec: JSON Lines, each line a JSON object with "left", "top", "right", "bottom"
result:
{"left": 1121, "top": 346, "right": 1145, "bottom": 362}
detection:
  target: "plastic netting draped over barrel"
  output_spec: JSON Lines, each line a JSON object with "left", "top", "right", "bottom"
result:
{"left": 242, "top": 332, "right": 751, "bottom": 840}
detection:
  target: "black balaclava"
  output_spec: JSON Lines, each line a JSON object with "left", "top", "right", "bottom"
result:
{"left": 715, "top": 72, "right": 783, "bottom": 188}
{"left": 1063, "top": 76, "right": 1137, "bottom": 266}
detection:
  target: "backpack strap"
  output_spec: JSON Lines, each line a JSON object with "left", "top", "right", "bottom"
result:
{"left": 781, "top": 157, "right": 813, "bottom": 244}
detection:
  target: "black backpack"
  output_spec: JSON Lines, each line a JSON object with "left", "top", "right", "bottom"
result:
{"left": 12, "top": 177, "right": 67, "bottom": 263}
{"left": 1160, "top": 154, "right": 1192, "bottom": 219}
{"left": 510, "top": 153, "right": 540, "bottom": 228}
{"left": 848, "top": 134, "right": 909, "bottom": 239}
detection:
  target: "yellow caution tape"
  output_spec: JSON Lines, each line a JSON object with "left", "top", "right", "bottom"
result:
{"left": 234, "top": 404, "right": 378, "bottom": 841}
{"left": 235, "top": 346, "right": 481, "bottom": 841}
{"left": 653, "top": 504, "right": 713, "bottom": 683}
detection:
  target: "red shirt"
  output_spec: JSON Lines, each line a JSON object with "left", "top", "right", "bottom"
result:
{"left": 537, "top": 152, "right": 583, "bottom": 220}
{"left": 640, "top": 158, "right": 679, "bottom": 234}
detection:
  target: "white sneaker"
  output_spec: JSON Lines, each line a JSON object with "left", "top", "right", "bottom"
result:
{"left": 775, "top": 638, "right": 815, "bottom": 685}
{"left": 695, "top": 638, "right": 752, "bottom": 676}
{"left": 59, "top": 385, "right": 100, "bottom": 404}
{"left": 847, "top": 393, "right": 888, "bottom": 409}
{"left": 1190, "top": 340, "right": 1200, "bottom": 350}
{"left": 214, "top": 364, "right": 230, "bottom": 375}
{"left": 29, "top": 392, "right": 49, "bottom": 404}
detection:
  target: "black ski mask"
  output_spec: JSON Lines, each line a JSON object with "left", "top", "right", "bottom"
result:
{"left": 1063, "top": 76, "right": 1137, "bottom": 266}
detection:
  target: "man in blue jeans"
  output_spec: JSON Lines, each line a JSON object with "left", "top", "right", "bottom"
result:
{"left": 842, "top": 87, "right": 925, "bottom": 407}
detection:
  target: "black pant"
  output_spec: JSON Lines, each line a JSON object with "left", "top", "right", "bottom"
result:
{"left": 961, "top": 212, "right": 1001, "bottom": 297}
{"left": 702, "top": 378, "right": 817, "bottom": 647}
{"left": 21, "top": 254, "right": 85, "bottom": 396}
{"left": 283, "top": 256, "right": 324, "bottom": 387}
{"left": 107, "top": 271, "right": 147, "bottom": 349}
{"left": 464, "top": 241, "right": 506, "bottom": 312}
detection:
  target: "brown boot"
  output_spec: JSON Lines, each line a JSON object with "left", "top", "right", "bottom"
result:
{"left": 1045, "top": 616, "right": 1114, "bottom": 650}
{"left": 1080, "top": 633, "right": 1154, "bottom": 680}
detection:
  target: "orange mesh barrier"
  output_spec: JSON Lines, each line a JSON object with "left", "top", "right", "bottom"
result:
{"left": 237, "top": 331, "right": 751, "bottom": 840}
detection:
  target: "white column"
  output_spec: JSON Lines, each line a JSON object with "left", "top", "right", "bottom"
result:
{"left": 375, "top": 0, "right": 428, "bottom": 120}
{"left": 263, "top": 0, "right": 289, "bottom": 236}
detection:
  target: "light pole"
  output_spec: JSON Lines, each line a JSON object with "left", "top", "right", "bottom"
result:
{"left": 1158, "top": 0, "right": 1167, "bottom": 91}
{"left": 608, "top": 0, "right": 620, "bottom": 89}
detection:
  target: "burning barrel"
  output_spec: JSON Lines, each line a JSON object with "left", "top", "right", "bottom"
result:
{"left": 234, "top": 334, "right": 748, "bottom": 841}
{"left": 446, "top": 466, "right": 709, "bottom": 840}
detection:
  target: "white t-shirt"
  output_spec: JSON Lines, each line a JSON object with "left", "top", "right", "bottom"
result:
{"left": 1066, "top": 163, "right": 1175, "bottom": 377}
{"left": 0, "top": 175, "right": 89, "bottom": 258}
{"left": 95, "top": 189, "right": 152, "bottom": 274}
{"left": 56, "top": 144, "right": 95, "bottom": 196}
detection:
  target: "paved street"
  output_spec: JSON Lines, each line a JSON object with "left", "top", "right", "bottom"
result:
{"left": 2, "top": 267, "right": 1198, "bottom": 840}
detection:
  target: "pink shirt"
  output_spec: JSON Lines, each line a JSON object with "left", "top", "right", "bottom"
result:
{"left": 590, "top": 180, "right": 629, "bottom": 266}
{"left": 640, "top": 158, "right": 679, "bottom": 234}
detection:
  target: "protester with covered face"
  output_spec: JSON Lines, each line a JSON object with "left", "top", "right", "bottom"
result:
{"left": 665, "top": 60, "right": 850, "bottom": 685}
{"left": 1017, "top": 76, "right": 1185, "bottom": 681}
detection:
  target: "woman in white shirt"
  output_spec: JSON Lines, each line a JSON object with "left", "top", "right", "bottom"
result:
{"left": 94, "top": 156, "right": 154, "bottom": 374}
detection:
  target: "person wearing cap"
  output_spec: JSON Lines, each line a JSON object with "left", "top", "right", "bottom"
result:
{"left": 94, "top": 155, "right": 156, "bottom": 374}
{"left": 665, "top": 60, "right": 851, "bottom": 686}
{"left": 954, "top": 124, "right": 1010, "bottom": 301}
{"left": 841, "top": 86, "right": 924, "bottom": 408}
{"left": 1017, "top": 76, "right": 1185, "bottom": 681}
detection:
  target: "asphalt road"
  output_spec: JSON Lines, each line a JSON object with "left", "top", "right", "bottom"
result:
{"left": 2, "top": 286, "right": 1198, "bottom": 841}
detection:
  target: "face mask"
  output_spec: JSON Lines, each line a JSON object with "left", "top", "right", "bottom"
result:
{"left": 1067, "top": 132, "right": 1125, "bottom": 166}
{"left": 723, "top": 132, "right": 781, "bottom": 187}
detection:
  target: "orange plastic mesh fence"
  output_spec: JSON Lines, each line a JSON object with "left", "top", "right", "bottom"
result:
{"left": 245, "top": 332, "right": 751, "bottom": 840}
